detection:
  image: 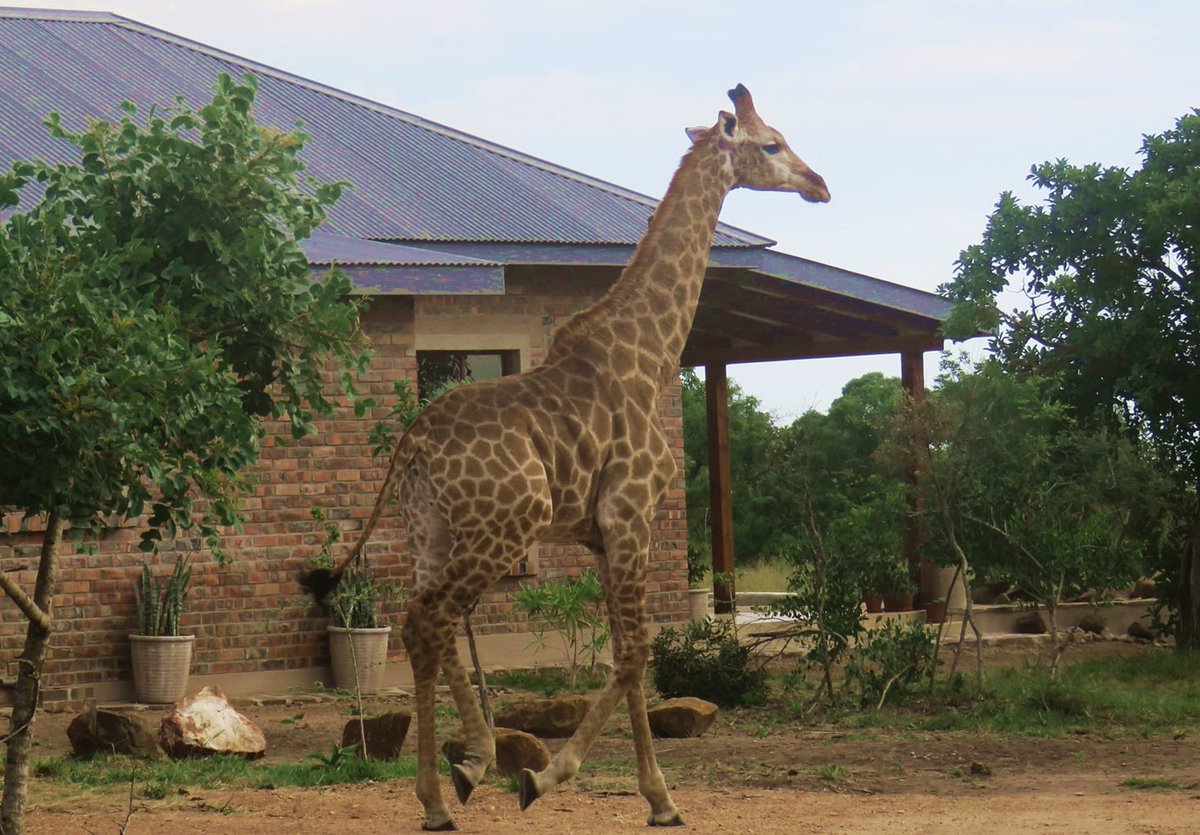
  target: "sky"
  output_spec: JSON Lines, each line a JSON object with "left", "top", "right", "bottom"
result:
{"left": 8, "top": 1, "right": 1200, "bottom": 421}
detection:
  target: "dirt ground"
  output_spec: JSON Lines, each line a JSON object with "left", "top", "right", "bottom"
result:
{"left": 22, "top": 641, "right": 1200, "bottom": 834}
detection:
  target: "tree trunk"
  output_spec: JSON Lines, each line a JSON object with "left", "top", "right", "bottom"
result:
{"left": 1, "top": 512, "right": 63, "bottom": 835}
{"left": 1177, "top": 502, "right": 1200, "bottom": 653}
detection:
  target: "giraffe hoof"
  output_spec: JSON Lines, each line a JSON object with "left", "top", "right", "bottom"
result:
{"left": 648, "top": 812, "right": 685, "bottom": 827}
{"left": 517, "top": 768, "right": 541, "bottom": 812}
{"left": 451, "top": 764, "right": 476, "bottom": 804}
{"left": 421, "top": 818, "right": 458, "bottom": 832}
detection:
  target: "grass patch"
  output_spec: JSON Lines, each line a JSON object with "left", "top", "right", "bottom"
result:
{"left": 1121, "top": 777, "right": 1180, "bottom": 790}
{"left": 34, "top": 751, "right": 420, "bottom": 795}
{"left": 786, "top": 647, "right": 1200, "bottom": 738}
{"left": 485, "top": 667, "right": 607, "bottom": 697}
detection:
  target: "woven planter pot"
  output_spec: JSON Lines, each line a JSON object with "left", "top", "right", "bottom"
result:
{"left": 328, "top": 626, "right": 391, "bottom": 695}
{"left": 129, "top": 634, "right": 194, "bottom": 704}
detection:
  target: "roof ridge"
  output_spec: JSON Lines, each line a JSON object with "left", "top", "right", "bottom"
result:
{"left": 0, "top": 6, "right": 770, "bottom": 247}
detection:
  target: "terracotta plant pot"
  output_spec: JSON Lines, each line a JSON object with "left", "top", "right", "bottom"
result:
{"left": 884, "top": 592, "right": 914, "bottom": 612}
{"left": 863, "top": 594, "right": 884, "bottom": 614}
{"left": 328, "top": 626, "right": 391, "bottom": 694}
{"left": 129, "top": 634, "right": 194, "bottom": 704}
{"left": 924, "top": 600, "right": 947, "bottom": 624}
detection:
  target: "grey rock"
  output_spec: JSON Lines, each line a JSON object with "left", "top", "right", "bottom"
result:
{"left": 67, "top": 708, "right": 162, "bottom": 758}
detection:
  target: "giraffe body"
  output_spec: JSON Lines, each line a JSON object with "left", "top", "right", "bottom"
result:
{"left": 305, "top": 85, "right": 828, "bottom": 830}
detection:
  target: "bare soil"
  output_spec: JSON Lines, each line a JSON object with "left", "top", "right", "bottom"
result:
{"left": 23, "top": 641, "right": 1200, "bottom": 834}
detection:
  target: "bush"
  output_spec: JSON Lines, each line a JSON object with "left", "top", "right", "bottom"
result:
{"left": 650, "top": 618, "right": 768, "bottom": 707}
{"left": 844, "top": 619, "right": 937, "bottom": 708}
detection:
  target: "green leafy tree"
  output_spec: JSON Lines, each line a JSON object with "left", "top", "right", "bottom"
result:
{"left": 914, "top": 359, "right": 1166, "bottom": 676}
{"left": 0, "top": 74, "right": 367, "bottom": 833}
{"left": 943, "top": 109, "right": 1200, "bottom": 650}
{"left": 681, "top": 368, "right": 783, "bottom": 579}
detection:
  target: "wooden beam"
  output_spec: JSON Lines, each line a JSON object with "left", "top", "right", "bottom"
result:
{"left": 705, "top": 362, "right": 736, "bottom": 614}
{"left": 901, "top": 350, "right": 928, "bottom": 603}
{"left": 682, "top": 334, "right": 945, "bottom": 368}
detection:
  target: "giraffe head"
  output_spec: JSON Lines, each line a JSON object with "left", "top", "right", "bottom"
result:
{"left": 685, "top": 84, "right": 830, "bottom": 203}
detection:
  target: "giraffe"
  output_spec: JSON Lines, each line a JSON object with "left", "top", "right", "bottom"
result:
{"left": 301, "top": 84, "right": 828, "bottom": 831}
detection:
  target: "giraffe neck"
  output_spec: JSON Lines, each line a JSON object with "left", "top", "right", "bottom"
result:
{"left": 548, "top": 140, "right": 734, "bottom": 388}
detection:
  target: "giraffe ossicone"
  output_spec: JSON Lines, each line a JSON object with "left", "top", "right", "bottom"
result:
{"left": 301, "top": 83, "right": 827, "bottom": 831}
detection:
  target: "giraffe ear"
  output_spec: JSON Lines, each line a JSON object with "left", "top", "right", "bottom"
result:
{"left": 719, "top": 111, "right": 737, "bottom": 138}
{"left": 685, "top": 125, "right": 709, "bottom": 143}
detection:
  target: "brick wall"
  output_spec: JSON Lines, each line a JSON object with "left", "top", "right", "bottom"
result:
{"left": 0, "top": 273, "right": 689, "bottom": 704}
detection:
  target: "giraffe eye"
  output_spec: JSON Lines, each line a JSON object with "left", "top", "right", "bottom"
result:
{"left": 762, "top": 143, "right": 781, "bottom": 155}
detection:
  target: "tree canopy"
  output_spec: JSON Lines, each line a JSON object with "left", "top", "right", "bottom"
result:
{"left": 942, "top": 108, "right": 1200, "bottom": 648}
{"left": 0, "top": 73, "right": 368, "bottom": 555}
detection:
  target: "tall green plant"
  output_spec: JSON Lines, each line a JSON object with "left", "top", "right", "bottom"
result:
{"left": 513, "top": 571, "right": 611, "bottom": 691}
{"left": 133, "top": 557, "right": 192, "bottom": 637}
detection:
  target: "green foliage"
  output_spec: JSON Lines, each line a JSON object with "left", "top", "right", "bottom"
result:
{"left": 650, "top": 617, "right": 768, "bottom": 708}
{"left": 133, "top": 556, "right": 191, "bottom": 636}
{"left": 483, "top": 666, "right": 608, "bottom": 697}
{"left": 329, "top": 569, "right": 400, "bottom": 629}
{"left": 914, "top": 359, "right": 1167, "bottom": 626}
{"left": 844, "top": 620, "right": 937, "bottom": 708}
{"left": 0, "top": 72, "right": 368, "bottom": 558}
{"left": 942, "top": 108, "right": 1200, "bottom": 646}
{"left": 513, "top": 570, "right": 610, "bottom": 691}
{"left": 681, "top": 369, "right": 786, "bottom": 568}
{"left": 34, "top": 750, "right": 419, "bottom": 792}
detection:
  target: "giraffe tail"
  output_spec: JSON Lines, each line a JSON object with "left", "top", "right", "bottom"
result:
{"left": 297, "top": 428, "right": 420, "bottom": 608}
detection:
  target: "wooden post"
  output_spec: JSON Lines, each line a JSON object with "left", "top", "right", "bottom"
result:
{"left": 705, "top": 363, "right": 736, "bottom": 614}
{"left": 900, "top": 350, "right": 928, "bottom": 603}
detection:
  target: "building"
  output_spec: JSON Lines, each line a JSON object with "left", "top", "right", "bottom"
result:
{"left": 0, "top": 8, "right": 951, "bottom": 703}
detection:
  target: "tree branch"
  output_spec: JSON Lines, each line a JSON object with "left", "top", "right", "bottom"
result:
{"left": 0, "top": 574, "right": 50, "bottom": 632}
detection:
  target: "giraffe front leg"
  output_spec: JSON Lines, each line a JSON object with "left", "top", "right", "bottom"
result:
{"left": 403, "top": 607, "right": 457, "bottom": 831}
{"left": 627, "top": 679, "right": 682, "bottom": 826}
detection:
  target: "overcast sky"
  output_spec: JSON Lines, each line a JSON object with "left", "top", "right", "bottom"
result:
{"left": 9, "top": 1, "right": 1200, "bottom": 420}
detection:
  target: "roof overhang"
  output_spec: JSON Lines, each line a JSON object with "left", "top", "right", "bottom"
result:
{"left": 383, "top": 240, "right": 952, "bottom": 365}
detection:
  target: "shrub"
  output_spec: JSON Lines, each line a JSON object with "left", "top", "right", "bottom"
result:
{"left": 844, "top": 619, "right": 937, "bottom": 708}
{"left": 650, "top": 618, "right": 768, "bottom": 707}
{"left": 513, "top": 570, "right": 610, "bottom": 691}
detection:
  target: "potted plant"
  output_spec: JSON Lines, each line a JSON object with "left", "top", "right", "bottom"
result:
{"left": 327, "top": 568, "right": 396, "bottom": 694}
{"left": 130, "top": 555, "right": 193, "bottom": 703}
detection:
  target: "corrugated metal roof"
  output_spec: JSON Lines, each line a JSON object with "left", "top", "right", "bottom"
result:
{"left": 0, "top": 7, "right": 769, "bottom": 248}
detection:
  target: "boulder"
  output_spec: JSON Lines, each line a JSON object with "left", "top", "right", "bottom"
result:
{"left": 443, "top": 729, "right": 551, "bottom": 777}
{"left": 1128, "top": 620, "right": 1156, "bottom": 642}
{"left": 67, "top": 707, "right": 162, "bottom": 758}
{"left": 1131, "top": 577, "right": 1157, "bottom": 599}
{"left": 1076, "top": 612, "right": 1106, "bottom": 635}
{"left": 647, "top": 697, "right": 719, "bottom": 739}
{"left": 160, "top": 686, "right": 266, "bottom": 760}
{"left": 1014, "top": 611, "right": 1047, "bottom": 635}
{"left": 341, "top": 711, "right": 411, "bottom": 759}
{"left": 493, "top": 694, "right": 591, "bottom": 738}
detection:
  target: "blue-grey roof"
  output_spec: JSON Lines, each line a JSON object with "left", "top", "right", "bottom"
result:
{"left": 0, "top": 7, "right": 767, "bottom": 248}
{"left": 302, "top": 229, "right": 504, "bottom": 295}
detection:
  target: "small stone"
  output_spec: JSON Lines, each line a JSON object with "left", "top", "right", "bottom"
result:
{"left": 647, "top": 697, "right": 719, "bottom": 739}
{"left": 970, "top": 761, "right": 992, "bottom": 776}
{"left": 68, "top": 708, "right": 162, "bottom": 758}
{"left": 160, "top": 686, "right": 266, "bottom": 760}
{"left": 341, "top": 711, "right": 411, "bottom": 759}
{"left": 1014, "top": 611, "right": 1047, "bottom": 635}
{"left": 493, "top": 694, "right": 591, "bottom": 738}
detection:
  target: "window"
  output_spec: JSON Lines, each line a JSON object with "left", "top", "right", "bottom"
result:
{"left": 416, "top": 350, "right": 518, "bottom": 400}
